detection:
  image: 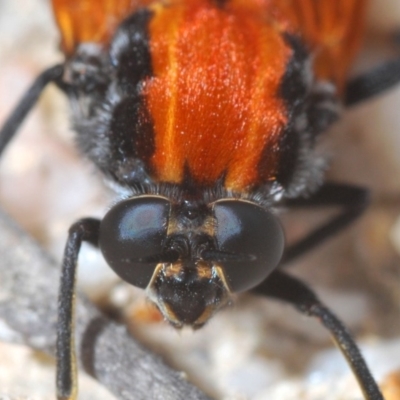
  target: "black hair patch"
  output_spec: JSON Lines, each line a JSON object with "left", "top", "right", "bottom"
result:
{"left": 279, "top": 33, "right": 310, "bottom": 110}
{"left": 108, "top": 94, "right": 156, "bottom": 184}
{"left": 110, "top": 9, "right": 154, "bottom": 93}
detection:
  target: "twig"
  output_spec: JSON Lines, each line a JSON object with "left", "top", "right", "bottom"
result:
{"left": 0, "top": 209, "right": 212, "bottom": 400}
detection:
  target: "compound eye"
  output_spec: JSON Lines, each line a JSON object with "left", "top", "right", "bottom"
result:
{"left": 99, "top": 196, "right": 170, "bottom": 288}
{"left": 213, "top": 200, "right": 284, "bottom": 292}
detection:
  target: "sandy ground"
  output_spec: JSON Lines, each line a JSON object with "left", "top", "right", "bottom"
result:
{"left": 0, "top": 0, "right": 400, "bottom": 399}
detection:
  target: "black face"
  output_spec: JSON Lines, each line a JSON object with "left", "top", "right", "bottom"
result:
{"left": 98, "top": 195, "right": 285, "bottom": 326}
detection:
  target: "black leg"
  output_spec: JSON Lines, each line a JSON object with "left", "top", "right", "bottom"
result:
{"left": 57, "top": 218, "right": 100, "bottom": 400}
{"left": 282, "top": 183, "right": 369, "bottom": 265}
{"left": 345, "top": 57, "right": 400, "bottom": 107}
{"left": 253, "top": 270, "right": 384, "bottom": 400}
{"left": 0, "top": 64, "right": 64, "bottom": 157}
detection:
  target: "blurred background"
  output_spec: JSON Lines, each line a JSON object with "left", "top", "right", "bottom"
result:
{"left": 0, "top": 0, "right": 400, "bottom": 399}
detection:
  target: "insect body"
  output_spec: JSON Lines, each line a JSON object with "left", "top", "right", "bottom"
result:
{"left": 54, "top": 0, "right": 362, "bottom": 322}
{"left": 1, "top": 0, "right": 400, "bottom": 399}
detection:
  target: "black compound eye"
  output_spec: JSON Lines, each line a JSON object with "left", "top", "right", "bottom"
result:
{"left": 99, "top": 196, "right": 170, "bottom": 288}
{"left": 213, "top": 200, "right": 284, "bottom": 292}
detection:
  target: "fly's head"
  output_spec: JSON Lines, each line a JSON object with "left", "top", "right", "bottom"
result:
{"left": 98, "top": 195, "right": 285, "bottom": 328}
